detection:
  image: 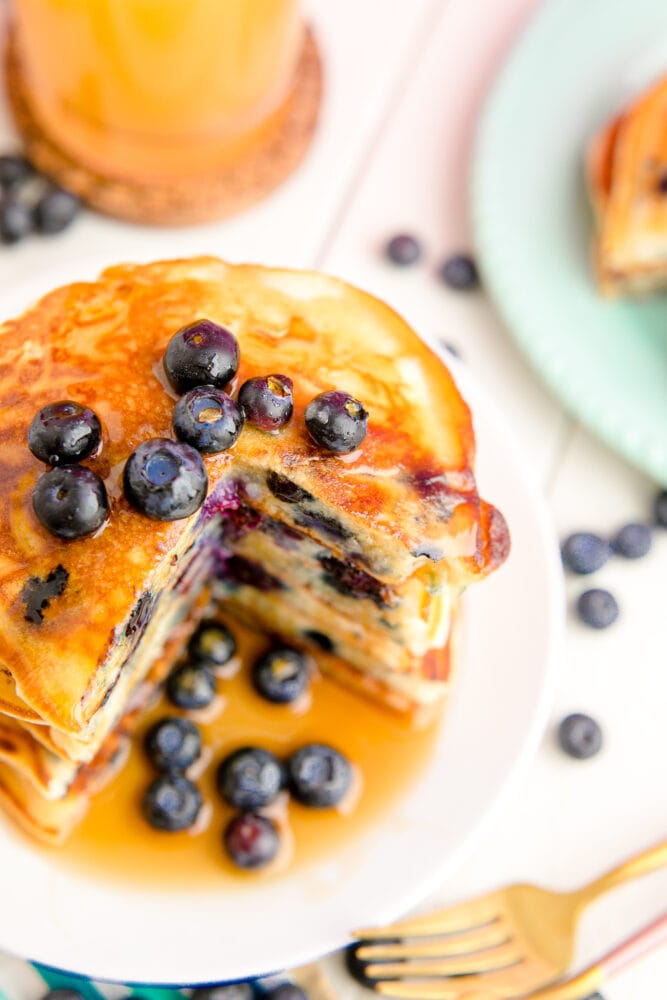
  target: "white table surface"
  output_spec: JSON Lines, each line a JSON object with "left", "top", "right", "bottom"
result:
{"left": 0, "top": 0, "right": 665, "bottom": 996}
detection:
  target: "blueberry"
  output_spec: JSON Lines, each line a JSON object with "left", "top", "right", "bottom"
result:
{"left": 224, "top": 812, "right": 280, "bottom": 869}
{"left": 192, "top": 985, "right": 256, "bottom": 1000}
{"left": 439, "top": 253, "right": 479, "bottom": 290}
{"left": 561, "top": 531, "right": 610, "bottom": 575}
{"left": 303, "top": 629, "right": 334, "bottom": 652}
{"left": 287, "top": 743, "right": 352, "bottom": 808}
{"left": 655, "top": 489, "right": 667, "bottom": 528}
{"left": 265, "top": 986, "right": 309, "bottom": 1000}
{"left": 32, "top": 466, "right": 108, "bottom": 540}
{"left": 166, "top": 663, "right": 216, "bottom": 710}
{"left": 164, "top": 319, "right": 239, "bottom": 394}
{"left": 173, "top": 386, "right": 243, "bottom": 453}
{"left": 188, "top": 619, "right": 236, "bottom": 669}
{"left": 558, "top": 713, "right": 603, "bottom": 760}
{"left": 252, "top": 648, "right": 310, "bottom": 704}
{"left": 144, "top": 717, "right": 202, "bottom": 772}
{"left": 305, "top": 390, "right": 368, "bottom": 453}
{"left": 385, "top": 233, "right": 422, "bottom": 267}
{"left": 238, "top": 374, "right": 293, "bottom": 431}
{"left": 123, "top": 438, "right": 208, "bottom": 520}
{"left": 266, "top": 471, "right": 313, "bottom": 503}
{"left": 216, "top": 747, "right": 285, "bottom": 809}
{"left": 0, "top": 197, "right": 32, "bottom": 243}
{"left": 0, "top": 154, "right": 33, "bottom": 188}
{"left": 34, "top": 186, "right": 80, "bottom": 234}
{"left": 611, "top": 522, "right": 653, "bottom": 559}
{"left": 142, "top": 773, "right": 202, "bottom": 831}
{"left": 28, "top": 400, "right": 102, "bottom": 465}
{"left": 576, "top": 588, "right": 619, "bottom": 629}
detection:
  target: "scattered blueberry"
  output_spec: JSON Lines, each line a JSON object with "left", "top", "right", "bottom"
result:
{"left": 34, "top": 186, "right": 80, "bottom": 234}
{"left": 144, "top": 717, "right": 202, "bottom": 772}
{"left": 164, "top": 319, "right": 239, "bottom": 394}
{"left": 439, "top": 253, "right": 479, "bottom": 290}
{"left": 611, "top": 522, "right": 653, "bottom": 559}
{"left": 123, "top": 438, "right": 208, "bottom": 521}
{"left": 561, "top": 531, "right": 610, "bottom": 575}
{"left": 188, "top": 620, "right": 236, "bottom": 669}
{"left": 166, "top": 663, "right": 217, "bottom": 710}
{"left": 305, "top": 390, "right": 368, "bottom": 454}
{"left": 173, "top": 386, "right": 243, "bottom": 453}
{"left": 385, "top": 233, "right": 422, "bottom": 266}
{"left": 0, "top": 154, "right": 33, "bottom": 188}
{"left": 216, "top": 747, "right": 285, "bottom": 809}
{"left": 266, "top": 471, "right": 313, "bottom": 503}
{"left": 224, "top": 812, "right": 280, "bottom": 869}
{"left": 265, "top": 986, "right": 309, "bottom": 1000}
{"left": 28, "top": 400, "right": 102, "bottom": 465}
{"left": 142, "top": 773, "right": 202, "bottom": 831}
{"left": 238, "top": 374, "right": 293, "bottom": 431}
{"left": 32, "top": 465, "right": 108, "bottom": 540}
{"left": 252, "top": 648, "right": 310, "bottom": 704}
{"left": 655, "top": 489, "right": 667, "bottom": 528}
{"left": 0, "top": 197, "right": 32, "bottom": 244}
{"left": 192, "top": 985, "right": 257, "bottom": 1000}
{"left": 287, "top": 743, "right": 352, "bottom": 808}
{"left": 576, "top": 588, "right": 619, "bottom": 629}
{"left": 558, "top": 713, "right": 603, "bottom": 760}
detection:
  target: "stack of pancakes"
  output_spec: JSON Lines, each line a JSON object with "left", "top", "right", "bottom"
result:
{"left": 0, "top": 258, "right": 509, "bottom": 844}
{"left": 587, "top": 73, "right": 667, "bottom": 295}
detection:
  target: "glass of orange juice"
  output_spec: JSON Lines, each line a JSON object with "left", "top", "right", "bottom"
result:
{"left": 6, "top": 0, "right": 322, "bottom": 223}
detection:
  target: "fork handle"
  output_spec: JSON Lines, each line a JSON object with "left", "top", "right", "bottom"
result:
{"left": 527, "top": 913, "right": 667, "bottom": 999}
{"left": 573, "top": 839, "right": 667, "bottom": 908}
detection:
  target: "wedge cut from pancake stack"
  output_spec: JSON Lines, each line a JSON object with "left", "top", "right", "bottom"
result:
{"left": 587, "top": 73, "right": 667, "bottom": 295}
{"left": 0, "top": 257, "right": 509, "bottom": 844}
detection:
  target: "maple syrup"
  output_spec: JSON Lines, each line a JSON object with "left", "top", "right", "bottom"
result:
{"left": 57, "top": 615, "right": 442, "bottom": 886}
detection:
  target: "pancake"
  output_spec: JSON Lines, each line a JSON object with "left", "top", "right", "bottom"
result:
{"left": 0, "top": 256, "right": 509, "bottom": 841}
{"left": 587, "top": 74, "right": 667, "bottom": 295}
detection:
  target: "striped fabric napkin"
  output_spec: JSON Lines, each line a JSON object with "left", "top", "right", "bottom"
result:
{"left": 0, "top": 957, "right": 337, "bottom": 1000}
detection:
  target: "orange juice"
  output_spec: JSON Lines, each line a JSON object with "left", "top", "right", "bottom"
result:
{"left": 11, "top": 0, "right": 304, "bottom": 179}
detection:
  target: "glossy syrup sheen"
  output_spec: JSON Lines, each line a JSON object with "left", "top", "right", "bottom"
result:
{"left": 57, "top": 617, "right": 442, "bottom": 886}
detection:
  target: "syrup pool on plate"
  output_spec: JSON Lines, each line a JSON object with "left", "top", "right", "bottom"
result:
{"left": 56, "top": 615, "right": 442, "bottom": 885}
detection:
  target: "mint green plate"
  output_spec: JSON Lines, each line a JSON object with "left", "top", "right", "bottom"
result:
{"left": 472, "top": 0, "right": 667, "bottom": 487}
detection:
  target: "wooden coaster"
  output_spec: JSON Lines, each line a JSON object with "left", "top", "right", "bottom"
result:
{"left": 5, "top": 29, "right": 322, "bottom": 226}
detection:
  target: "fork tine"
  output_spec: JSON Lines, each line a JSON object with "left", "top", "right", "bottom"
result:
{"left": 357, "top": 923, "right": 510, "bottom": 960}
{"left": 374, "top": 976, "right": 522, "bottom": 999}
{"left": 354, "top": 895, "right": 502, "bottom": 939}
{"left": 364, "top": 943, "right": 521, "bottom": 979}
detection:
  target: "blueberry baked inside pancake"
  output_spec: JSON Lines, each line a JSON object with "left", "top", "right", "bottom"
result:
{"left": 0, "top": 257, "right": 509, "bottom": 853}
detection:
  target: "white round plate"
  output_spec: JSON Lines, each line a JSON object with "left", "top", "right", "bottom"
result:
{"left": 0, "top": 259, "right": 563, "bottom": 985}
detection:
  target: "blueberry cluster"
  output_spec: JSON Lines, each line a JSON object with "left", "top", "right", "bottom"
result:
{"left": 28, "top": 401, "right": 108, "bottom": 541}
{"left": 123, "top": 318, "right": 369, "bottom": 523}
{"left": 0, "top": 154, "right": 80, "bottom": 245}
{"left": 219, "top": 741, "right": 353, "bottom": 870}
{"left": 561, "top": 509, "right": 659, "bottom": 630}
{"left": 556, "top": 493, "right": 666, "bottom": 762}
{"left": 141, "top": 620, "right": 352, "bottom": 869}
{"left": 384, "top": 232, "right": 479, "bottom": 290}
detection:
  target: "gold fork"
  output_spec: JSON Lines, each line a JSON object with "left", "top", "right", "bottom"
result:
{"left": 353, "top": 839, "right": 667, "bottom": 998}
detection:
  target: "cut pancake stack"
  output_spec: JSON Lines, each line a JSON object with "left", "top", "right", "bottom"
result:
{"left": 0, "top": 257, "right": 509, "bottom": 844}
